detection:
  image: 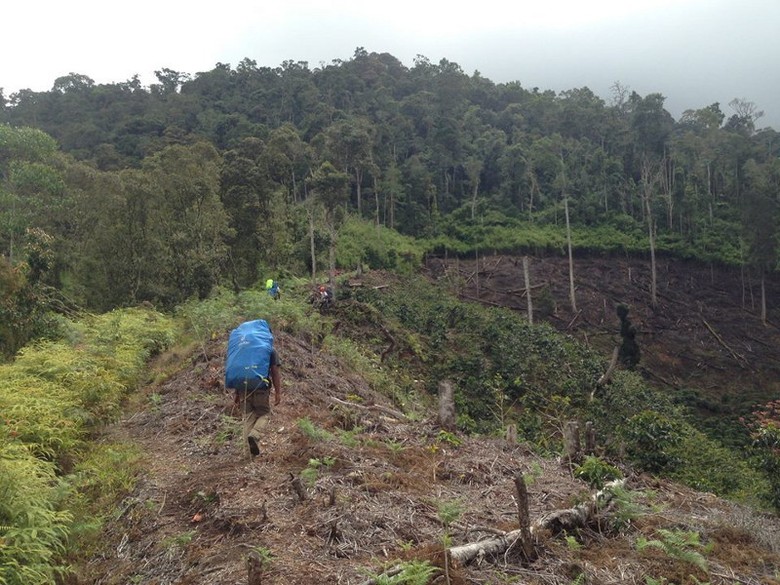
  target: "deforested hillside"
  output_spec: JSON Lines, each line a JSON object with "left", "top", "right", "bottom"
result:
{"left": 71, "top": 272, "right": 780, "bottom": 585}
{"left": 429, "top": 254, "right": 780, "bottom": 422}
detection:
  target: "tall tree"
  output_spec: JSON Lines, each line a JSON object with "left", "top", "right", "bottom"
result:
{"left": 0, "top": 125, "right": 62, "bottom": 264}
{"left": 220, "top": 137, "right": 271, "bottom": 287}
{"left": 640, "top": 157, "right": 661, "bottom": 309}
{"left": 742, "top": 158, "right": 778, "bottom": 324}
{"left": 307, "top": 162, "right": 350, "bottom": 293}
{"left": 323, "top": 116, "right": 375, "bottom": 216}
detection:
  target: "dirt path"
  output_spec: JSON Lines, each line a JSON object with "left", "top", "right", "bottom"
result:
{"left": 84, "top": 330, "right": 590, "bottom": 584}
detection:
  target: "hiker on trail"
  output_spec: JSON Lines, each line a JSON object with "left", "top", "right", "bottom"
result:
{"left": 224, "top": 319, "right": 282, "bottom": 458}
{"left": 310, "top": 284, "right": 333, "bottom": 312}
{"left": 265, "top": 279, "right": 280, "bottom": 300}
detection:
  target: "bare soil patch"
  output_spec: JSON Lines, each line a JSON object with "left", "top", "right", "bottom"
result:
{"left": 428, "top": 254, "right": 780, "bottom": 411}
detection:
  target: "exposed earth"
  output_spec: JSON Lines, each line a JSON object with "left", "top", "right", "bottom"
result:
{"left": 79, "top": 255, "right": 780, "bottom": 585}
{"left": 429, "top": 254, "right": 780, "bottom": 414}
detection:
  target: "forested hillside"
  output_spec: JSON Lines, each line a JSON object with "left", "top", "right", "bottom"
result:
{"left": 1, "top": 49, "right": 778, "bottom": 332}
{"left": 1, "top": 48, "right": 779, "bottom": 583}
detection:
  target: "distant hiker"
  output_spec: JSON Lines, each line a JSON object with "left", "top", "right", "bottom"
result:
{"left": 315, "top": 285, "right": 333, "bottom": 312}
{"left": 265, "top": 279, "right": 280, "bottom": 300}
{"left": 307, "top": 284, "right": 331, "bottom": 311}
{"left": 225, "top": 319, "right": 282, "bottom": 458}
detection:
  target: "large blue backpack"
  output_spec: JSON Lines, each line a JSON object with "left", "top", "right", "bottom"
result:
{"left": 225, "top": 319, "right": 274, "bottom": 390}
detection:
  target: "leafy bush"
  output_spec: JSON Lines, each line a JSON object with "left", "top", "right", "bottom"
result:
{"left": 352, "top": 275, "right": 603, "bottom": 434}
{"left": 743, "top": 399, "right": 780, "bottom": 510}
{"left": 619, "top": 410, "right": 684, "bottom": 474}
{"left": 574, "top": 455, "right": 623, "bottom": 489}
{"left": 667, "top": 426, "right": 769, "bottom": 504}
{"left": 636, "top": 529, "right": 711, "bottom": 571}
{"left": 337, "top": 217, "right": 424, "bottom": 274}
{"left": 178, "top": 284, "right": 325, "bottom": 340}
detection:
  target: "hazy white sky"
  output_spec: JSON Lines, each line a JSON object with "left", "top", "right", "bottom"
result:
{"left": 3, "top": 0, "right": 779, "bottom": 128}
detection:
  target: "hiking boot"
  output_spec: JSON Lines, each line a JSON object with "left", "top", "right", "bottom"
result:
{"left": 248, "top": 436, "right": 260, "bottom": 456}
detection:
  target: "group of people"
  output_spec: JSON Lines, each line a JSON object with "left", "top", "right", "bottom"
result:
{"left": 265, "top": 278, "right": 332, "bottom": 311}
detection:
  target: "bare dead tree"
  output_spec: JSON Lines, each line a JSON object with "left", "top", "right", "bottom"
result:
{"left": 640, "top": 157, "right": 660, "bottom": 309}
{"left": 523, "top": 255, "right": 533, "bottom": 324}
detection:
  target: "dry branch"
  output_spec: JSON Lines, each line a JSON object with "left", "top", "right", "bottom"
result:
{"left": 595, "top": 346, "right": 620, "bottom": 392}
{"left": 701, "top": 317, "right": 749, "bottom": 369}
{"left": 460, "top": 295, "right": 513, "bottom": 308}
{"left": 328, "top": 396, "right": 406, "bottom": 421}
{"left": 378, "top": 323, "right": 396, "bottom": 362}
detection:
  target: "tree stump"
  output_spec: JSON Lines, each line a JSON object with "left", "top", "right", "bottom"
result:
{"left": 513, "top": 472, "right": 536, "bottom": 561}
{"left": 438, "top": 380, "right": 457, "bottom": 432}
{"left": 562, "top": 420, "right": 582, "bottom": 468}
{"left": 584, "top": 421, "right": 596, "bottom": 455}
{"left": 247, "top": 550, "right": 264, "bottom": 585}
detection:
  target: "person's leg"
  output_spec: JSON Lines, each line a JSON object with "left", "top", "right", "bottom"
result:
{"left": 247, "top": 389, "right": 271, "bottom": 455}
{"left": 242, "top": 391, "right": 261, "bottom": 456}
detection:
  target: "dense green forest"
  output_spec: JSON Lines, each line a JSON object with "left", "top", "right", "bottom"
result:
{"left": 1, "top": 49, "right": 779, "bottom": 350}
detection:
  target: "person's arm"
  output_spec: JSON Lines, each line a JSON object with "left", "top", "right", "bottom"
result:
{"left": 270, "top": 363, "right": 281, "bottom": 405}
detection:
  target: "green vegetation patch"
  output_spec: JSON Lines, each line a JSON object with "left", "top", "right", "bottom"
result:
{"left": 0, "top": 307, "right": 177, "bottom": 585}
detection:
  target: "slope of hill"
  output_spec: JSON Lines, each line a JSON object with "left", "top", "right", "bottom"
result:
{"left": 430, "top": 254, "right": 780, "bottom": 424}
{"left": 78, "top": 272, "right": 780, "bottom": 585}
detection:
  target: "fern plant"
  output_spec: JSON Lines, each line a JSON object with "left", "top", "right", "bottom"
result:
{"left": 373, "top": 560, "right": 438, "bottom": 585}
{"left": 636, "top": 528, "right": 712, "bottom": 570}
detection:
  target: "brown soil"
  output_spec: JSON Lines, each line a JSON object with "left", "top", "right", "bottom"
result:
{"left": 79, "top": 255, "right": 780, "bottom": 585}
{"left": 429, "top": 254, "right": 780, "bottom": 412}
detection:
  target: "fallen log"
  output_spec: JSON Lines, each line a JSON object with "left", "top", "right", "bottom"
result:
{"left": 449, "top": 479, "right": 626, "bottom": 565}
{"left": 701, "top": 317, "right": 749, "bottom": 369}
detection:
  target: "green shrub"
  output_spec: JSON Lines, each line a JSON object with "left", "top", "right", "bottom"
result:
{"left": 372, "top": 560, "right": 438, "bottom": 585}
{"left": 0, "top": 307, "right": 176, "bottom": 585}
{"left": 574, "top": 455, "right": 623, "bottom": 489}
{"left": 619, "top": 410, "right": 684, "bottom": 474}
{"left": 337, "top": 217, "right": 424, "bottom": 274}
{"left": 636, "top": 529, "right": 711, "bottom": 570}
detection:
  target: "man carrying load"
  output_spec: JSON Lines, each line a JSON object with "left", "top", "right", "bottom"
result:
{"left": 224, "top": 319, "right": 282, "bottom": 458}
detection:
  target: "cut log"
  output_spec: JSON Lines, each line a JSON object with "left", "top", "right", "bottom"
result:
{"left": 534, "top": 478, "right": 625, "bottom": 535}
{"left": 701, "top": 317, "right": 749, "bottom": 369}
{"left": 449, "top": 479, "right": 626, "bottom": 565}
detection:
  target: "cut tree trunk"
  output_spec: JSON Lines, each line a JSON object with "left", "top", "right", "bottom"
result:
{"left": 438, "top": 380, "right": 457, "bottom": 432}
{"left": 449, "top": 479, "right": 626, "bottom": 565}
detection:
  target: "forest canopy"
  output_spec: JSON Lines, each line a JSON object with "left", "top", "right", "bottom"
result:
{"left": 1, "top": 48, "right": 778, "bottom": 354}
